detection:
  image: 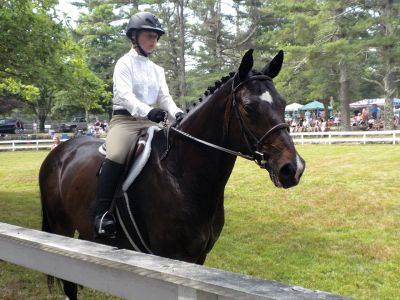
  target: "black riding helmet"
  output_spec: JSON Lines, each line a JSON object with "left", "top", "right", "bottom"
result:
{"left": 126, "top": 12, "right": 165, "bottom": 40}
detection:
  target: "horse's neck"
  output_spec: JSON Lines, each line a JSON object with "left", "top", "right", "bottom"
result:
{"left": 181, "top": 86, "right": 231, "bottom": 144}
{"left": 171, "top": 86, "right": 237, "bottom": 193}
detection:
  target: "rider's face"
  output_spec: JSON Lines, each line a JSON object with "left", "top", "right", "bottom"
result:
{"left": 137, "top": 31, "right": 158, "bottom": 54}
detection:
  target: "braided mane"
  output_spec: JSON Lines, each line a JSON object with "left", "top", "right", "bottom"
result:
{"left": 185, "top": 70, "right": 264, "bottom": 113}
{"left": 185, "top": 72, "right": 235, "bottom": 113}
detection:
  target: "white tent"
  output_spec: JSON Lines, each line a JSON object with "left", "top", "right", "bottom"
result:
{"left": 350, "top": 98, "right": 400, "bottom": 108}
{"left": 285, "top": 103, "right": 303, "bottom": 112}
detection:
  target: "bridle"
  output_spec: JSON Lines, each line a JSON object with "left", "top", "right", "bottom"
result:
{"left": 167, "top": 74, "right": 289, "bottom": 169}
{"left": 231, "top": 74, "right": 289, "bottom": 168}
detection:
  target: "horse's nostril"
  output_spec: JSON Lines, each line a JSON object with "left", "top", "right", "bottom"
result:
{"left": 280, "top": 163, "right": 295, "bottom": 177}
{"left": 278, "top": 163, "right": 297, "bottom": 187}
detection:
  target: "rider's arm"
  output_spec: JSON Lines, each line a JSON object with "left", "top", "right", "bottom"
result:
{"left": 155, "top": 66, "right": 183, "bottom": 118}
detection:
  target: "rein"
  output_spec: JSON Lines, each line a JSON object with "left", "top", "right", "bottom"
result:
{"left": 165, "top": 74, "right": 289, "bottom": 168}
{"left": 170, "top": 126, "right": 254, "bottom": 161}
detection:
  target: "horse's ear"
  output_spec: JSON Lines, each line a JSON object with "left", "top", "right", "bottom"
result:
{"left": 262, "top": 50, "right": 284, "bottom": 79}
{"left": 237, "top": 49, "right": 254, "bottom": 81}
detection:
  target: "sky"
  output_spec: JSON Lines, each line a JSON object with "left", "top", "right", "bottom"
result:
{"left": 56, "top": 0, "right": 82, "bottom": 27}
{"left": 56, "top": 0, "right": 236, "bottom": 28}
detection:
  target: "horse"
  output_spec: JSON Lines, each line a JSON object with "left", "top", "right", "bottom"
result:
{"left": 39, "top": 49, "right": 305, "bottom": 299}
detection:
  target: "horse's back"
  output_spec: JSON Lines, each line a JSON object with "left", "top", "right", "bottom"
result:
{"left": 40, "top": 136, "right": 104, "bottom": 239}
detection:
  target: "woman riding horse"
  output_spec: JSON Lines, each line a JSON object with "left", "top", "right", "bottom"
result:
{"left": 40, "top": 44, "right": 305, "bottom": 299}
{"left": 94, "top": 12, "right": 184, "bottom": 238}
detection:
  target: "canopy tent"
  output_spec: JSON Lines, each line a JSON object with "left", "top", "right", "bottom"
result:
{"left": 285, "top": 102, "right": 303, "bottom": 112}
{"left": 299, "top": 100, "right": 332, "bottom": 111}
{"left": 350, "top": 98, "right": 400, "bottom": 108}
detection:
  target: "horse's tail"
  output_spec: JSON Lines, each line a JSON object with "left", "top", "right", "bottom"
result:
{"left": 38, "top": 168, "right": 53, "bottom": 292}
{"left": 40, "top": 199, "right": 52, "bottom": 234}
{"left": 39, "top": 159, "right": 53, "bottom": 234}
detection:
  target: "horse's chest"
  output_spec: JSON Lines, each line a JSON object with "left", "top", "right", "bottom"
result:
{"left": 148, "top": 202, "right": 224, "bottom": 262}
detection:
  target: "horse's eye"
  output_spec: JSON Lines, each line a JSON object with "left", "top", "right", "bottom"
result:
{"left": 243, "top": 102, "right": 259, "bottom": 115}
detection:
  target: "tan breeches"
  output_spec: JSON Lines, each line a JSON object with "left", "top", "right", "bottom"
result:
{"left": 105, "top": 115, "right": 155, "bottom": 164}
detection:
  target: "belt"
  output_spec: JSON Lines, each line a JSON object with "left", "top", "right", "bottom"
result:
{"left": 113, "top": 109, "right": 131, "bottom": 116}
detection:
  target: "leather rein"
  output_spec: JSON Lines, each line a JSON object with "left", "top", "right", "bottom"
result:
{"left": 167, "top": 74, "right": 289, "bottom": 169}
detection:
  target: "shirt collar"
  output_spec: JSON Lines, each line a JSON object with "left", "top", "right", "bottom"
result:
{"left": 128, "top": 48, "right": 148, "bottom": 61}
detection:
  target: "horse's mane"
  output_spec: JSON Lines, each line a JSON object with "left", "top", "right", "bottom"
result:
{"left": 184, "top": 72, "right": 235, "bottom": 113}
{"left": 184, "top": 70, "right": 264, "bottom": 113}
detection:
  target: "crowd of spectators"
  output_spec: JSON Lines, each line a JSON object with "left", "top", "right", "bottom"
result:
{"left": 86, "top": 118, "right": 109, "bottom": 136}
{"left": 287, "top": 104, "right": 399, "bottom": 132}
{"left": 286, "top": 110, "right": 337, "bottom": 133}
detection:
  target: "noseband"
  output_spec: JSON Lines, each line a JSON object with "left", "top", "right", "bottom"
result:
{"left": 167, "top": 74, "right": 289, "bottom": 169}
{"left": 231, "top": 75, "right": 289, "bottom": 168}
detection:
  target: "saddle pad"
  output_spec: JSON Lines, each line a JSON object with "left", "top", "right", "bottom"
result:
{"left": 122, "top": 126, "right": 160, "bottom": 192}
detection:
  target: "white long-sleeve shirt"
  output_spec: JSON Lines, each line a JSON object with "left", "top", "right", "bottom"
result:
{"left": 112, "top": 48, "right": 182, "bottom": 118}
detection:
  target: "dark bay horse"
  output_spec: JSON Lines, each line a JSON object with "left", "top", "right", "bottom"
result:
{"left": 39, "top": 49, "right": 305, "bottom": 299}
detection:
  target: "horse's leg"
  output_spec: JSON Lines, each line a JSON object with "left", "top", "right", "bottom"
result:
{"left": 63, "top": 280, "right": 78, "bottom": 300}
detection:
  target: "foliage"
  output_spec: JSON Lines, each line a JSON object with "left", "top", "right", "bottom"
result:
{"left": 0, "top": 0, "right": 398, "bottom": 127}
{"left": 0, "top": 0, "right": 109, "bottom": 130}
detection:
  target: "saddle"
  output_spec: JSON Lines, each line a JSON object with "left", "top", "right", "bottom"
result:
{"left": 99, "top": 126, "right": 160, "bottom": 192}
{"left": 98, "top": 126, "right": 160, "bottom": 253}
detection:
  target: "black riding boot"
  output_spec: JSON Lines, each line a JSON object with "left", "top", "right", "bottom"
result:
{"left": 94, "top": 159, "right": 124, "bottom": 238}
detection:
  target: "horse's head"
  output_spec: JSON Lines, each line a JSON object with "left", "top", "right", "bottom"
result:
{"left": 230, "top": 49, "right": 305, "bottom": 188}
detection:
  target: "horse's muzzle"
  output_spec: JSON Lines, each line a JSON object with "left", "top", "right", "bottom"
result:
{"left": 268, "top": 154, "right": 305, "bottom": 189}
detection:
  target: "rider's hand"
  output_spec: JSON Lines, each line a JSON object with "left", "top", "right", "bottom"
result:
{"left": 147, "top": 108, "right": 167, "bottom": 123}
{"left": 175, "top": 112, "right": 186, "bottom": 123}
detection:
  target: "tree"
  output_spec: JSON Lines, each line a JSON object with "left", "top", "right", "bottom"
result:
{"left": 258, "top": 0, "right": 378, "bottom": 130}
{"left": 362, "top": 0, "right": 400, "bottom": 129}
{"left": 0, "top": 0, "right": 110, "bottom": 131}
{"left": 52, "top": 40, "right": 112, "bottom": 122}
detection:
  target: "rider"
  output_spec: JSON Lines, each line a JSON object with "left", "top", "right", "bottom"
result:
{"left": 94, "top": 11, "right": 185, "bottom": 238}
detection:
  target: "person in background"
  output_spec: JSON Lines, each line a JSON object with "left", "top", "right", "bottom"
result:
{"left": 93, "top": 11, "right": 185, "bottom": 238}
{"left": 51, "top": 135, "right": 61, "bottom": 151}
{"left": 371, "top": 104, "right": 378, "bottom": 120}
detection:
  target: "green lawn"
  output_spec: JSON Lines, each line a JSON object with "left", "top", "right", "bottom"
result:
{"left": 0, "top": 145, "right": 399, "bottom": 299}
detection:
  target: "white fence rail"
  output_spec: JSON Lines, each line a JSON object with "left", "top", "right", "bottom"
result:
{"left": 291, "top": 130, "right": 400, "bottom": 145}
{"left": 0, "top": 223, "right": 351, "bottom": 300}
{"left": 0, "top": 139, "right": 54, "bottom": 151}
{"left": 1, "top": 130, "right": 398, "bottom": 152}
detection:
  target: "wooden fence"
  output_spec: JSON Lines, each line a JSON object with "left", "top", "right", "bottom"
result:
{"left": 0, "top": 222, "right": 352, "bottom": 300}
{"left": 0, "top": 130, "right": 399, "bottom": 152}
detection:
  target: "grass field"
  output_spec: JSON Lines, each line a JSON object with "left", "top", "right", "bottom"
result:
{"left": 0, "top": 145, "right": 399, "bottom": 299}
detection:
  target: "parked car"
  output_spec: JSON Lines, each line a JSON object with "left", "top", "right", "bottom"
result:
{"left": 58, "top": 117, "right": 88, "bottom": 133}
{"left": 0, "top": 119, "right": 24, "bottom": 134}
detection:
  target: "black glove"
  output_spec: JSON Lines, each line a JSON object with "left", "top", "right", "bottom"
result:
{"left": 147, "top": 108, "right": 167, "bottom": 123}
{"left": 175, "top": 112, "right": 186, "bottom": 123}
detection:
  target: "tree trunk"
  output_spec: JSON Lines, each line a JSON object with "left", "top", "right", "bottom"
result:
{"left": 177, "top": 0, "right": 187, "bottom": 106}
{"left": 39, "top": 114, "right": 47, "bottom": 133}
{"left": 321, "top": 98, "right": 330, "bottom": 121}
{"left": 382, "top": 0, "right": 396, "bottom": 130}
{"left": 339, "top": 60, "right": 351, "bottom": 131}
